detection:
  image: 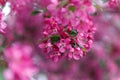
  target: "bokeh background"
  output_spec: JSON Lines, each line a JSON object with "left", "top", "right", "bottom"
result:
{"left": 0, "top": 0, "right": 120, "bottom": 80}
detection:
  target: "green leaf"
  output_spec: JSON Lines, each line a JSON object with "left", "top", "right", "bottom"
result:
{"left": 50, "top": 35, "right": 60, "bottom": 44}
{"left": 0, "top": 47, "right": 4, "bottom": 52}
{"left": 99, "top": 60, "right": 106, "bottom": 68}
{"left": 0, "top": 67, "right": 6, "bottom": 80}
{"left": 102, "top": 0, "right": 108, "bottom": 3}
{"left": 32, "top": 10, "right": 41, "bottom": 15}
{"left": 115, "top": 59, "right": 120, "bottom": 67}
{"left": 94, "top": 4, "right": 104, "bottom": 12}
{"left": 60, "top": 0, "right": 69, "bottom": 7}
{"left": 93, "top": 12, "right": 98, "bottom": 16}
{"left": 0, "top": 45, "right": 5, "bottom": 53}
{"left": 68, "top": 5, "right": 76, "bottom": 12}
{"left": 72, "top": 41, "right": 77, "bottom": 48}
{"left": 69, "top": 29, "right": 78, "bottom": 37}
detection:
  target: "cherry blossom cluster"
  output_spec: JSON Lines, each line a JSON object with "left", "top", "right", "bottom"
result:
{"left": 39, "top": 0, "right": 96, "bottom": 61}
{"left": 4, "top": 42, "right": 37, "bottom": 80}
{"left": 108, "top": 0, "right": 120, "bottom": 8}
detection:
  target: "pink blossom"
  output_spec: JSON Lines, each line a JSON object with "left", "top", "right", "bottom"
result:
{"left": 0, "top": 0, "right": 6, "bottom": 6}
{"left": 0, "top": 9, "right": 6, "bottom": 33}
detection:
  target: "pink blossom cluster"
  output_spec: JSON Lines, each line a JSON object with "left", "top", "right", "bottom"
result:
{"left": 108, "top": 0, "right": 120, "bottom": 8}
{"left": 3, "top": 42, "right": 37, "bottom": 80}
{"left": 39, "top": 0, "right": 96, "bottom": 61}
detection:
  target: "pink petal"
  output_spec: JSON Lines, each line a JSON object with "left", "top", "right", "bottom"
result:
{"left": 73, "top": 54, "right": 80, "bottom": 60}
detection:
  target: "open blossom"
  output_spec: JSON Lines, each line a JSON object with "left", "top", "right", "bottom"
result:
{"left": 4, "top": 42, "right": 37, "bottom": 80}
{"left": 0, "top": 9, "right": 6, "bottom": 33}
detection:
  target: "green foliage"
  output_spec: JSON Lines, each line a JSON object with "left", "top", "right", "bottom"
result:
{"left": 99, "top": 60, "right": 106, "bottom": 68}
{"left": 60, "top": 0, "right": 69, "bottom": 7}
{"left": 115, "top": 59, "right": 120, "bottom": 67}
{"left": 0, "top": 67, "right": 5, "bottom": 80}
{"left": 102, "top": 0, "right": 108, "bottom": 3}
{"left": 69, "top": 29, "right": 78, "bottom": 37}
{"left": 50, "top": 35, "right": 61, "bottom": 44}
{"left": 68, "top": 5, "right": 76, "bottom": 12}
{"left": 32, "top": 10, "right": 41, "bottom": 15}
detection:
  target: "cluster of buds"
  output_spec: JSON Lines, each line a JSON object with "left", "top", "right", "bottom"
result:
{"left": 38, "top": 0, "right": 96, "bottom": 62}
{"left": 39, "top": 17, "right": 95, "bottom": 62}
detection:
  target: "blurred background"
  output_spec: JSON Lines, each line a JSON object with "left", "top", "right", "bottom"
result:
{"left": 0, "top": 0, "right": 120, "bottom": 80}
